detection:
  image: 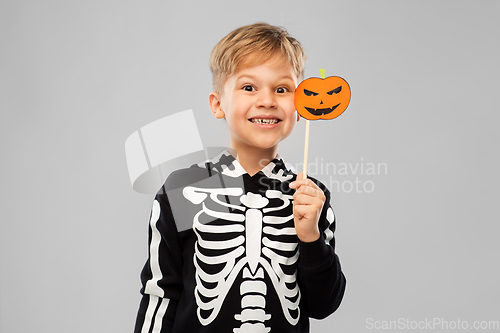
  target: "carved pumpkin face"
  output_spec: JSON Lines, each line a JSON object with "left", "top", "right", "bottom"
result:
{"left": 294, "top": 76, "right": 351, "bottom": 120}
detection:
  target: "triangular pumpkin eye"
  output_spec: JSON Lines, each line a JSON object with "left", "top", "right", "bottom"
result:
{"left": 327, "top": 86, "right": 342, "bottom": 95}
{"left": 304, "top": 89, "right": 318, "bottom": 96}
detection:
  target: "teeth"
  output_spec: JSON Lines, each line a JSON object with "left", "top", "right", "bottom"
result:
{"left": 251, "top": 118, "right": 279, "bottom": 124}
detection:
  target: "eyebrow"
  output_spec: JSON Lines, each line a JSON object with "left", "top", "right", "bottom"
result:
{"left": 236, "top": 74, "right": 295, "bottom": 81}
{"left": 237, "top": 74, "right": 257, "bottom": 79}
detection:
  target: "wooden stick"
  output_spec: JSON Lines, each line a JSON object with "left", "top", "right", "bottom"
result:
{"left": 303, "top": 69, "right": 325, "bottom": 179}
{"left": 303, "top": 119, "right": 310, "bottom": 178}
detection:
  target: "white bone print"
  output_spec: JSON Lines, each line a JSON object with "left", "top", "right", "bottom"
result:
{"left": 183, "top": 186, "right": 300, "bottom": 331}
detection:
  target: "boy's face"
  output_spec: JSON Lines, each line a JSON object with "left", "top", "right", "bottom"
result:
{"left": 209, "top": 54, "right": 300, "bottom": 155}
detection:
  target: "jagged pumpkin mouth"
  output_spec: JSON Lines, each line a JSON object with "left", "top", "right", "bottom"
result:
{"left": 304, "top": 103, "right": 340, "bottom": 116}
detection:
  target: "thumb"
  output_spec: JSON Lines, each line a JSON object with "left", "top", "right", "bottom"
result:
{"left": 296, "top": 172, "right": 304, "bottom": 181}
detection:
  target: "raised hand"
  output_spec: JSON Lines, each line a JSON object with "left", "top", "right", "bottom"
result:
{"left": 289, "top": 172, "right": 326, "bottom": 243}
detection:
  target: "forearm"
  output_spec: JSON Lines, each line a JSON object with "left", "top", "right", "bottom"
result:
{"left": 135, "top": 193, "right": 183, "bottom": 332}
{"left": 298, "top": 238, "right": 346, "bottom": 319}
{"left": 135, "top": 294, "right": 178, "bottom": 333}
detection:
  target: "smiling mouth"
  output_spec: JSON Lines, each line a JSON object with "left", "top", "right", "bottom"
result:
{"left": 304, "top": 103, "right": 340, "bottom": 116}
{"left": 249, "top": 118, "right": 281, "bottom": 124}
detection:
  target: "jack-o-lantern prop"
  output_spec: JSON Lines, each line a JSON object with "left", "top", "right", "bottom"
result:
{"left": 294, "top": 76, "right": 351, "bottom": 120}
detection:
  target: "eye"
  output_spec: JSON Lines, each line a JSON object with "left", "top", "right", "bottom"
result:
{"left": 304, "top": 89, "right": 318, "bottom": 96}
{"left": 275, "top": 86, "right": 288, "bottom": 94}
{"left": 327, "top": 86, "right": 342, "bottom": 95}
{"left": 242, "top": 85, "right": 255, "bottom": 92}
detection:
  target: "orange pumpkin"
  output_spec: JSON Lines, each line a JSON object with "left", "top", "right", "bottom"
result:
{"left": 294, "top": 76, "right": 351, "bottom": 120}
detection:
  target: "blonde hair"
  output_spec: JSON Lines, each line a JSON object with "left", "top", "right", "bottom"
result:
{"left": 209, "top": 22, "right": 306, "bottom": 94}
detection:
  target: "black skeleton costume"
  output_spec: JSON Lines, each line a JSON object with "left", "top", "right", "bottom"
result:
{"left": 134, "top": 150, "right": 346, "bottom": 333}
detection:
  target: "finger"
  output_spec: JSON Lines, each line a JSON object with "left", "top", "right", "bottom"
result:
{"left": 294, "top": 183, "right": 326, "bottom": 202}
{"left": 289, "top": 173, "right": 302, "bottom": 188}
{"left": 294, "top": 191, "right": 326, "bottom": 207}
{"left": 294, "top": 186, "right": 325, "bottom": 201}
{"left": 294, "top": 185, "right": 325, "bottom": 198}
{"left": 294, "top": 194, "right": 320, "bottom": 206}
{"left": 290, "top": 177, "right": 320, "bottom": 190}
{"left": 288, "top": 179, "right": 319, "bottom": 188}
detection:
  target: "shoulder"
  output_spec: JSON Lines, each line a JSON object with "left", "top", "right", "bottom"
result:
{"left": 165, "top": 164, "right": 211, "bottom": 191}
{"left": 154, "top": 163, "right": 212, "bottom": 201}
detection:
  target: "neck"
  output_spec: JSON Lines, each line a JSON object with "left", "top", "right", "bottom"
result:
{"left": 229, "top": 145, "right": 278, "bottom": 177}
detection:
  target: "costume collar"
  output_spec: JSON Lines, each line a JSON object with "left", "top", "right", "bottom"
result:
{"left": 202, "top": 149, "right": 294, "bottom": 182}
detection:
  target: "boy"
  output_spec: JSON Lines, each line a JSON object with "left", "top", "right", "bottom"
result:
{"left": 135, "top": 22, "right": 346, "bottom": 333}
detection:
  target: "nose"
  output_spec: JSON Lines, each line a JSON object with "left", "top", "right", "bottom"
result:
{"left": 256, "top": 89, "right": 278, "bottom": 109}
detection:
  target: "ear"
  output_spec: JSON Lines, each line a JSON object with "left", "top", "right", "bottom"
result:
{"left": 209, "top": 91, "right": 225, "bottom": 119}
{"left": 296, "top": 111, "right": 300, "bottom": 122}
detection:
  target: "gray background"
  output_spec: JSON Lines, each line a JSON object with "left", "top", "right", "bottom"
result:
{"left": 1, "top": 0, "right": 499, "bottom": 332}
